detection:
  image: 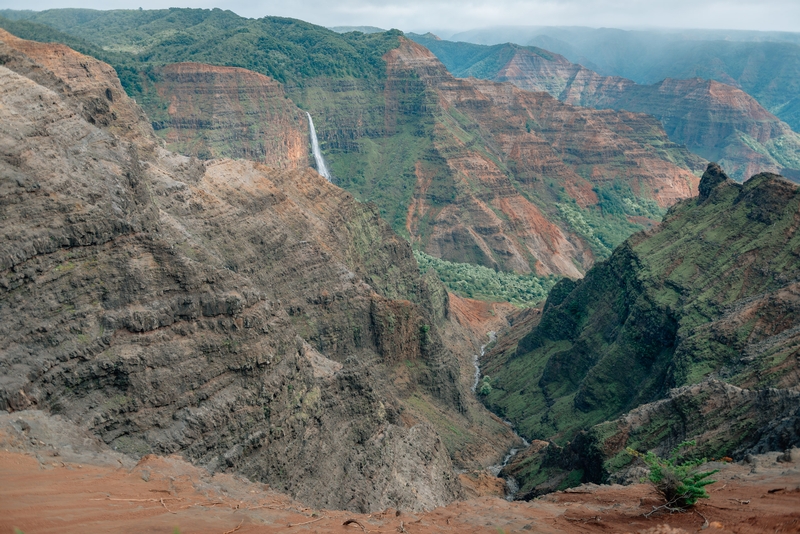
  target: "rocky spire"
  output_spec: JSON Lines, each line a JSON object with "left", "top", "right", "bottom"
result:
{"left": 698, "top": 162, "right": 733, "bottom": 201}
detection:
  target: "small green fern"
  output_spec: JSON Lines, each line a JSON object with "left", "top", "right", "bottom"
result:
{"left": 628, "top": 440, "right": 718, "bottom": 509}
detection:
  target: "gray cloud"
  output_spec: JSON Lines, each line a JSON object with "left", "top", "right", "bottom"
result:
{"left": 2, "top": 0, "right": 799, "bottom": 33}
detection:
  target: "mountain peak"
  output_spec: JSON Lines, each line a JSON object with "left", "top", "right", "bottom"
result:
{"left": 698, "top": 162, "right": 734, "bottom": 200}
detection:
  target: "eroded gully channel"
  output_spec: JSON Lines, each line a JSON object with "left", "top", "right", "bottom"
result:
{"left": 472, "top": 331, "right": 529, "bottom": 500}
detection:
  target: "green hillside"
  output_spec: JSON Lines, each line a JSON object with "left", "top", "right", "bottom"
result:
{"left": 481, "top": 163, "right": 800, "bottom": 494}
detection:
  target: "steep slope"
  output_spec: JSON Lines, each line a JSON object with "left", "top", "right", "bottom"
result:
{"left": 0, "top": 30, "right": 525, "bottom": 513}
{"left": 409, "top": 35, "right": 800, "bottom": 182}
{"left": 0, "top": 9, "right": 704, "bottom": 280}
{"left": 4, "top": 412, "right": 800, "bottom": 534}
{"left": 482, "top": 163, "right": 800, "bottom": 496}
{"left": 142, "top": 63, "right": 309, "bottom": 167}
{"left": 301, "top": 37, "right": 700, "bottom": 277}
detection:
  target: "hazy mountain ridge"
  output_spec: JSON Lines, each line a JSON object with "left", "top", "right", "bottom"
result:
{"left": 443, "top": 26, "right": 800, "bottom": 133}
{"left": 409, "top": 33, "right": 800, "bottom": 182}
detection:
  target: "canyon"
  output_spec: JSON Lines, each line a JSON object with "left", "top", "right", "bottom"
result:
{"left": 0, "top": 9, "right": 706, "bottom": 278}
{"left": 411, "top": 34, "right": 800, "bottom": 182}
{"left": 0, "top": 10, "right": 798, "bottom": 531}
{"left": 137, "top": 35, "right": 703, "bottom": 278}
{"left": 481, "top": 163, "right": 800, "bottom": 496}
{"left": 444, "top": 26, "right": 800, "bottom": 135}
{"left": 0, "top": 29, "right": 520, "bottom": 513}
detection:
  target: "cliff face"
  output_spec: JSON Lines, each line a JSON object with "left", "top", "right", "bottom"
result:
{"left": 481, "top": 163, "right": 800, "bottom": 497}
{"left": 0, "top": 30, "right": 523, "bottom": 513}
{"left": 143, "top": 63, "right": 309, "bottom": 168}
{"left": 1, "top": 10, "right": 706, "bottom": 278}
{"left": 565, "top": 76, "right": 800, "bottom": 182}
{"left": 133, "top": 39, "right": 701, "bottom": 279}
{"left": 0, "top": 29, "right": 156, "bottom": 150}
{"left": 311, "top": 38, "right": 700, "bottom": 278}
{"left": 404, "top": 39, "right": 700, "bottom": 276}
{"left": 411, "top": 36, "right": 800, "bottom": 183}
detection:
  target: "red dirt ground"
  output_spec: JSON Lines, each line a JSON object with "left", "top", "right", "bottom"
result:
{"left": 2, "top": 440, "right": 798, "bottom": 534}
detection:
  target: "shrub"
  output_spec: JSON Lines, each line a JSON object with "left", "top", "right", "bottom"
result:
{"left": 478, "top": 375, "right": 492, "bottom": 395}
{"left": 413, "top": 250, "right": 557, "bottom": 306}
{"left": 628, "top": 440, "right": 718, "bottom": 510}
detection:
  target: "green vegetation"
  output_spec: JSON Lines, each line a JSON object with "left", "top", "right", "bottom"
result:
{"left": 1, "top": 9, "right": 401, "bottom": 86}
{"left": 557, "top": 181, "right": 665, "bottom": 259}
{"left": 407, "top": 33, "right": 557, "bottom": 79}
{"left": 478, "top": 375, "right": 492, "bottom": 395}
{"left": 414, "top": 250, "right": 557, "bottom": 306}
{"left": 0, "top": 8, "right": 697, "bottom": 286}
{"left": 628, "top": 441, "right": 718, "bottom": 509}
{"left": 482, "top": 167, "right": 800, "bottom": 492}
{"left": 0, "top": 15, "right": 109, "bottom": 59}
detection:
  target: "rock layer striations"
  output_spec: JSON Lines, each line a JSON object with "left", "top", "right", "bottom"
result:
{"left": 315, "top": 38, "right": 701, "bottom": 277}
{"left": 0, "top": 30, "right": 507, "bottom": 512}
{"left": 410, "top": 36, "right": 800, "bottom": 182}
{"left": 145, "top": 62, "right": 309, "bottom": 167}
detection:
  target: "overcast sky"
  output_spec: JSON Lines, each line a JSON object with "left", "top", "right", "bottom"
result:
{"left": 2, "top": 0, "right": 799, "bottom": 33}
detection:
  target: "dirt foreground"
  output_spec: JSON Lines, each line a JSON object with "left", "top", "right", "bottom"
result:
{"left": 1, "top": 412, "right": 799, "bottom": 534}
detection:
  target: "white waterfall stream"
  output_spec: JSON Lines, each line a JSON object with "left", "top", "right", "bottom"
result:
{"left": 306, "top": 112, "right": 331, "bottom": 181}
{"left": 473, "top": 330, "right": 528, "bottom": 501}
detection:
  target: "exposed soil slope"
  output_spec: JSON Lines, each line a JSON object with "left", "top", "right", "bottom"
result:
{"left": 0, "top": 30, "right": 518, "bottom": 513}
{"left": 482, "top": 163, "right": 800, "bottom": 496}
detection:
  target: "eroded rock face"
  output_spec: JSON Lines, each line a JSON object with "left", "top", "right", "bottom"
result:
{"left": 112, "top": 35, "right": 702, "bottom": 278}
{"left": 384, "top": 39, "right": 701, "bottom": 277}
{"left": 0, "top": 31, "right": 472, "bottom": 513}
{"left": 484, "top": 44, "right": 800, "bottom": 182}
{"left": 0, "top": 29, "right": 156, "bottom": 151}
{"left": 147, "top": 63, "right": 309, "bottom": 167}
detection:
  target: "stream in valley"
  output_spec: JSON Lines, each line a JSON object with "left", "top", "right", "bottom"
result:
{"left": 473, "top": 331, "right": 529, "bottom": 500}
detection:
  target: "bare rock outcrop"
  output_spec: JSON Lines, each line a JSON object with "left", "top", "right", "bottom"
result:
{"left": 385, "top": 39, "right": 702, "bottom": 277}
{"left": 487, "top": 44, "right": 800, "bottom": 182}
{"left": 148, "top": 62, "right": 309, "bottom": 167}
{"left": 0, "top": 31, "right": 487, "bottom": 512}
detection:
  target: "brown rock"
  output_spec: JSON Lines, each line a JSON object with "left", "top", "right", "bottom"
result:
{"left": 149, "top": 62, "right": 309, "bottom": 167}
{"left": 386, "top": 38, "right": 701, "bottom": 277}
{"left": 0, "top": 32, "right": 526, "bottom": 513}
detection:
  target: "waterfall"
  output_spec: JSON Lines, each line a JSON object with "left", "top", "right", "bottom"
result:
{"left": 306, "top": 112, "right": 331, "bottom": 181}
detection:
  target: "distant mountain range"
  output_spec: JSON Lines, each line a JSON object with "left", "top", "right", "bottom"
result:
{"left": 435, "top": 26, "right": 800, "bottom": 134}
{"left": 409, "top": 33, "right": 800, "bottom": 182}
